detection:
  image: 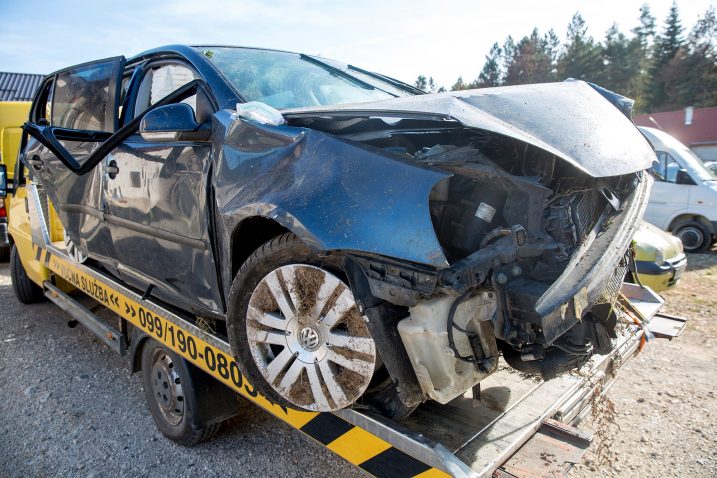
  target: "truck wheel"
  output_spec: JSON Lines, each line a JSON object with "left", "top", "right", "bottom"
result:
{"left": 10, "top": 245, "right": 45, "bottom": 304}
{"left": 673, "top": 220, "right": 711, "bottom": 253}
{"left": 140, "top": 339, "right": 221, "bottom": 446}
{"left": 227, "top": 233, "right": 377, "bottom": 413}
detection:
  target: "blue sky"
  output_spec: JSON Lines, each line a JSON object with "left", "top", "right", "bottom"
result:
{"left": 0, "top": 0, "right": 713, "bottom": 88}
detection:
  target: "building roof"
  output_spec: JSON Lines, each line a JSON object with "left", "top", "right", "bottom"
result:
{"left": 633, "top": 107, "right": 717, "bottom": 147}
{"left": 0, "top": 72, "right": 44, "bottom": 102}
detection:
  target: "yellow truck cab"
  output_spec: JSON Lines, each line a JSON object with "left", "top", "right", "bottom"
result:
{"left": 0, "top": 101, "right": 31, "bottom": 260}
{"left": 0, "top": 101, "right": 66, "bottom": 296}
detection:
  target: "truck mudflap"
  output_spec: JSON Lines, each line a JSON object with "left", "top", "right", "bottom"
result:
{"left": 24, "top": 186, "right": 683, "bottom": 478}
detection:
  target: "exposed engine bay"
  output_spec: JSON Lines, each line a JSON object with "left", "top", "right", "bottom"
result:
{"left": 288, "top": 112, "right": 651, "bottom": 405}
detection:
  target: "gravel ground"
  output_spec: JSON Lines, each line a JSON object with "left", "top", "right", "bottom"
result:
{"left": 573, "top": 248, "right": 717, "bottom": 477}
{"left": 1, "top": 249, "right": 715, "bottom": 477}
{"left": 0, "top": 262, "right": 362, "bottom": 478}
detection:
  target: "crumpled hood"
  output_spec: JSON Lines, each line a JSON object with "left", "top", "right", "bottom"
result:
{"left": 283, "top": 80, "right": 655, "bottom": 178}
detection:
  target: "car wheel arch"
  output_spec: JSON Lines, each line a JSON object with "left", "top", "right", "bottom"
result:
{"left": 668, "top": 214, "right": 714, "bottom": 234}
{"left": 229, "top": 214, "right": 324, "bottom": 281}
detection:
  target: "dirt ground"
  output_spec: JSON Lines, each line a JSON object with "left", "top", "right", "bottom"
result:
{"left": 573, "top": 247, "right": 717, "bottom": 477}
{"left": 0, "top": 248, "right": 715, "bottom": 477}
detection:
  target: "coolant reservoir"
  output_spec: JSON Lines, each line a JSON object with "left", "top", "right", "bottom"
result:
{"left": 398, "top": 292, "right": 498, "bottom": 404}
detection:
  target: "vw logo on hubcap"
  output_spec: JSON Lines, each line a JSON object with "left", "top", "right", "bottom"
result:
{"left": 299, "top": 326, "right": 321, "bottom": 351}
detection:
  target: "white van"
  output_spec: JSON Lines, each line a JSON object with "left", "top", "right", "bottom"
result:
{"left": 639, "top": 126, "right": 717, "bottom": 252}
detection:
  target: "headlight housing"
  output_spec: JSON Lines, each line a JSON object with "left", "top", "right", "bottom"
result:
{"left": 654, "top": 247, "right": 665, "bottom": 265}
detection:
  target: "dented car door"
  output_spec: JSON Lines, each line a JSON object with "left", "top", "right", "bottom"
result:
{"left": 102, "top": 62, "right": 223, "bottom": 314}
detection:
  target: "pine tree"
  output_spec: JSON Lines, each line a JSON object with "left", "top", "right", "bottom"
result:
{"left": 477, "top": 43, "right": 503, "bottom": 86}
{"left": 601, "top": 24, "right": 640, "bottom": 97}
{"left": 504, "top": 29, "right": 556, "bottom": 85}
{"left": 414, "top": 75, "right": 428, "bottom": 91}
{"left": 633, "top": 4, "right": 657, "bottom": 49}
{"left": 631, "top": 4, "right": 657, "bottom": 112}
{"left": 451, "top": 76, "right": 467, "bottom": 91}
{"left": 557, "top": 13, "right": 604, "bottom": 82}
{"left": 648, "top": 1, "right": 685, "bottom": 110}
{"left": 659, "top": 6, "right": 717, "bottom": 109}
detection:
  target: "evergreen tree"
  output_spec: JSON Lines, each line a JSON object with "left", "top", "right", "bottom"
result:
{"left": 631, "top": 4, "right": 657, "bottom": 112}
{"left": 633, "top": 4, "right": 657, "bottom": 48}
{"left": 477, "top": 42, "right": 503, "bottom": 86}
{"left": 504, "top": 28, "right": 556, "bottom": 85}
{"left": 648, "top": 2, "right": 685, "bottom": 110}
{"left": 451, "top": 76, "right": 467, "bottom": 91}
{"left": 658, "top": 6, "right": 717, "bottom": 109}
{"left": 557, "top": 13, "right": 604, "bottom": 82}
{"left": 601, "top": 24, "right": 641, "bottom": 97}
{"left": 414, "top": 75, "right": 428, "bottom": 91}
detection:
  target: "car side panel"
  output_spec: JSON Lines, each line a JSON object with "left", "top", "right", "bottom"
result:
{"left": 212, "top": 112, "right": 450, "bottom": 301}
{"left": 25, "top": 138, "right": 117, "bottom": 262}
{"left": 103, "top": 138, "right": 223, "bottom": 313}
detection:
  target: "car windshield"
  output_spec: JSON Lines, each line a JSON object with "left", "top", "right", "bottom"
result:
{"left": 653, "top": 129, "right": 716, "bottom": 181}
{"left": 196, "top": 47, "right": 407, "bottom": 110}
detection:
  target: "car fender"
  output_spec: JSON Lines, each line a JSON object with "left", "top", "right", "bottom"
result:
{"left": 213, "top": 113, "right": 451, "bottom": 282}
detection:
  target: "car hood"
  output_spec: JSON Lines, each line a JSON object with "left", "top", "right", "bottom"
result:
{"left": 282, "top": 80, "right": 655, "bottom": 178}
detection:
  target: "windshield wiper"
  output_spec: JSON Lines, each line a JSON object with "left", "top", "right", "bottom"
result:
{"left": 347, "top": 65, "right": 425, "bottom": 95}
{"left": 299, "top": 54, "right": 379, "bottom": 91}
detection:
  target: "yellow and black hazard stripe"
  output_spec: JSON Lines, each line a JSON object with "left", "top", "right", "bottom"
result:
{"left": 33, "top": 244, "right": 449, "bottom": 478}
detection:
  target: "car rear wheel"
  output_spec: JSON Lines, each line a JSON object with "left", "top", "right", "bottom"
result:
{"left": 10, "top": 245, "right": 45, "bottom": 304}
{"left": 673, "top": 220, "right": 711, "bottom": 253}
{"left": 228, "top": 233, "right": 377, "bottom": 412}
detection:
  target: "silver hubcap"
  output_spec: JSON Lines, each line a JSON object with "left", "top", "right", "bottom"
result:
{"left": 64, "top": 232, "right": 87, "bottom": 263}
{"left": 246, "top": 264, "right": 376, "bottom": 412}
{"left": 150, "top": 349, "right": 184, "bottom": 425}
{"left": 677, "top": 226, "right": 704, "bottom": 251}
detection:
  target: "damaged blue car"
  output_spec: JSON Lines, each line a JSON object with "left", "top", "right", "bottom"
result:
{"left": 20, "top": 45, "right": 655, "bottom": 418}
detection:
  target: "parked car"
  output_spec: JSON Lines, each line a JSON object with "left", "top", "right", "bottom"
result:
{"left": 630, "top": 221, "right": 686, "bottom": 292}
{"left": 639, "top": 126, "right": 717, "bottom": 252}
{"left": 17, "top": 45, "right": 655, "bottom": 416}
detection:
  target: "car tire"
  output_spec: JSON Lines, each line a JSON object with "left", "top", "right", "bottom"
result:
{"left": 10, "top": 245, "right": 45, "bottom": 304}
{"left": 227, "top": 233, "right": 378, "bottom": 413}
{"left": 140, "top": 339, "right": 221, "bottom": 446}
{"left": 673, "top": 220, "right": 711, "bottom": 253}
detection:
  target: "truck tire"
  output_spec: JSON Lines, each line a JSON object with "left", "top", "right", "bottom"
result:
{"left": 10, "top": 245, "right": 45, "bottom": 304}
{"left": 672, "top": 219, "right": 711, "bottom": 253}
{"left": 227, "top": 233, "right": 378, "bottom": 413}
{"left": 140, "top": 339, "right": 221, "bottom": 446}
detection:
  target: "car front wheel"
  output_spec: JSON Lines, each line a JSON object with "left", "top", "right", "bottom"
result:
{"left": 228, "top": 233, "right": 377, "bottom": 412}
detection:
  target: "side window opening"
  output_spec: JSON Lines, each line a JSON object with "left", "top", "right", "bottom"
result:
{"left": 51, "top": 60, "right": 121, "bottom": 132}
{"left": 651, "top": 151, "right": 680, "bottom": 183}
{"left": 135, "top": 64, "right": 198, "bottom": 117}
{"left": 31, "top": 79, "right": 54, "bottom": 124}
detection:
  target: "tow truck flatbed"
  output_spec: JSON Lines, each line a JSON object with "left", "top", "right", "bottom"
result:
{"left": 23, "top": 184, "right": 683, "bottom": 478}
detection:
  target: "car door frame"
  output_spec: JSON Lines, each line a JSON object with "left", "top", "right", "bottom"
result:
{"left": 103, "top": 55, "right": 226, "bottom": 316}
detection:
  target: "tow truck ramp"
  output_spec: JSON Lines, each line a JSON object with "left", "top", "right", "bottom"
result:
{"left": 25, "top": 184, "right": 684, "bottom": 478}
